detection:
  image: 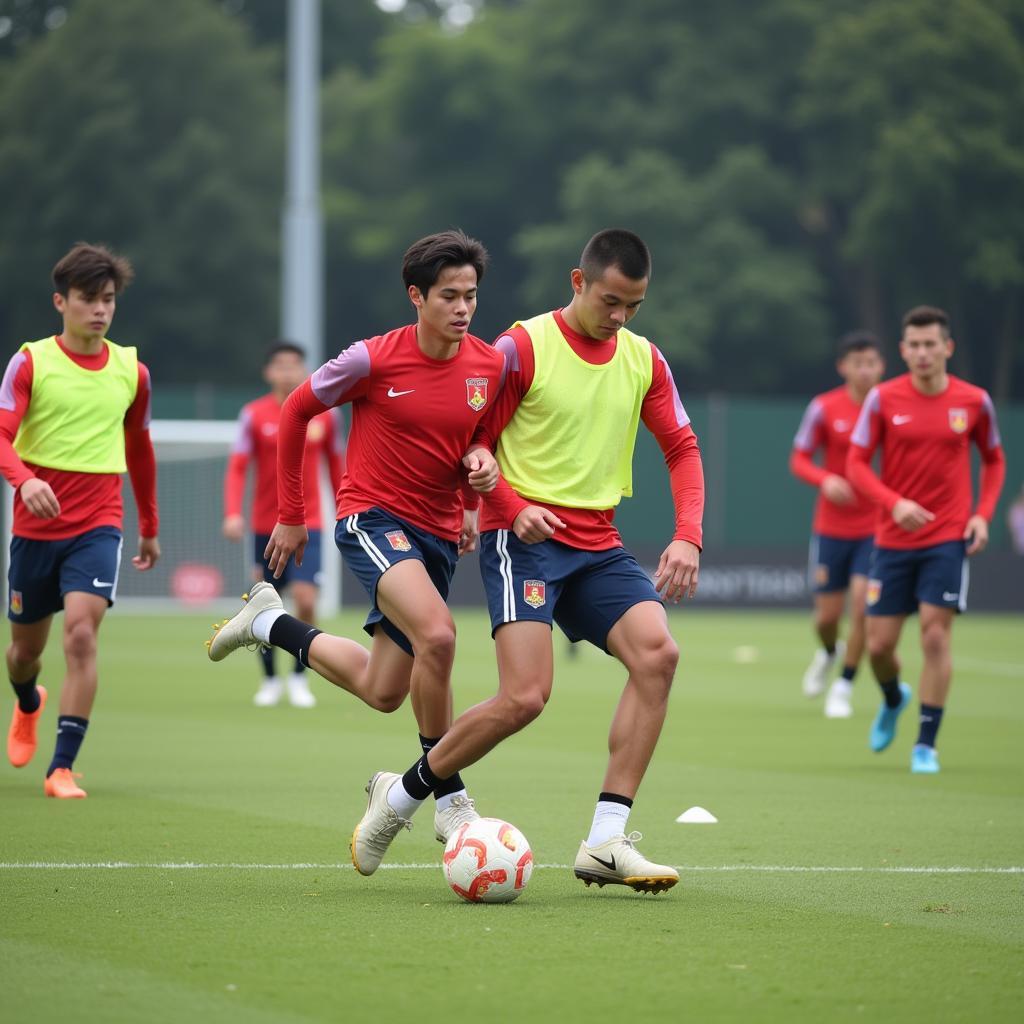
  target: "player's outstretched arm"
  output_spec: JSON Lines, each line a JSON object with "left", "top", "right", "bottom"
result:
{"left": 265, "top": 522, "right": 308, "bottom": 578}
{"left": 654, "top": 540, "right": 700, "bottom": 603}
{"left": 133, "top": 535, "right": 161, "bottom": 571}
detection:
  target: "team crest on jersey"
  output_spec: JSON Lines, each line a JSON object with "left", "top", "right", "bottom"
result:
{"left": 9, "top": 590, "right": 22, "bottom": 615}
{"left": 866, "top": 579, "right": 882, "bottom": 606}
{"left": 948, "top": 408, "right": 968, "bottom": 434}
{"left": 385, "top": 530, "right": 412, "bottom": 552}
{"left": 466, "top": 378, "right": 489, "bottom": 412}
{"left": 832, "top": 419, "right": 850, "bottom": 433}
{"left": 523, "top": 580, "right": 546, "bottom": 608}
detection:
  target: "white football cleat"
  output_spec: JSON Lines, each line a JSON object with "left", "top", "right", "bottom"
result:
{"left": 286, "top": 673, "right": 317, "bottom": 708}
{"left": 434, "top": 794, "right": 480, "bottom": 844}
{"left": 350, "top": 771, "right": 411, "bottom": 876}
{"left": 574, "top": 831, "right": 678, "bottom": 894}
{"left": 801, "top": 639, "right": 845, "bottom": 698}
{"left": 207, "top": 582, "right": 282, "bottom": 662}
{"left": 824, "top": 679, "right": 854, "bottom": 719}
{"left": 252, "top": 677, "right": 284, "bottom": 707}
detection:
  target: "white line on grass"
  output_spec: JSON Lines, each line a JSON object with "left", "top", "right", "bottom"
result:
{"left": 0, "top": 862, "right": 1021, "bottom": 874}
{"left": 953, "top": 657, "right": 1024, "bottom": 678}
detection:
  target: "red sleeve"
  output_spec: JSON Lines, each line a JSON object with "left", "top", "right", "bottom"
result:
{"left": 847, "top": 387, "right": 900, "bottom": 513}
{"left": 124, "top": 363, "right": 159, "bottom": 537}
{"left": 324, "top": 410, "right": 346, "bottom": 492}
{"left": 278, "top": 379, "right": 331, "bottom": 526}
{"left": 223, "top": 408, "right": 252, "bottom": 518}
{"left": 0, "top": 350, "right": 36, "bottom": 490}
{"left": 789, "top": 398, "right": 828, "bottom": 487}
{"left": 471, "top": 328, "right": 533, "bottom": 452}
{"left": 641, "top": 347, "right": 704, "bottom": 548}
{"left": 790, "top": 449, "right": 829, "bottom": 488}
{"left": 974, "top": 393, "right": 1006, "bottom": 522}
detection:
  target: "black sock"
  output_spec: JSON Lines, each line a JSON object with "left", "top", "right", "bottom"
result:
{"left": 879, "top": 677, "right": 903, "bottom": 709}
{"left": 419, "top": 734, "right": 465, "bottom": 800}
{"left": 10, "top": 675, "right": 40, "bottom": 714}
{"left": 841, "top": 665, "right": 857, "bottom": 683}
{"left": 258, "top": 647, "right": 275, "bottom": 678}
{"left": 267, "top": 614, "right": 322, "bottom": 669}
{"left": 292, "top": 657, "right": 305, "bottom": 676}
{"left": 47, "top": 716, "right": 88, "bottom": 776}
{"left": 824, "top": 642, "right": 836, "bottom": 656}
{"left": 598, "top": 791, "right": 634, "bottom": 808}
{"left": 916, "top": 703, "right": 944, "bottom": 748}
{"left": 401, "top": 754, "right": 443, "bottom": 802}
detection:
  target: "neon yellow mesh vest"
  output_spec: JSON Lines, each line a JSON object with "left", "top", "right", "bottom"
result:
{"left": 496, "top": 313, "right": 653, "bottom": 509}
{"left": 14, "top": 337, "right": 138, "bottom": 473}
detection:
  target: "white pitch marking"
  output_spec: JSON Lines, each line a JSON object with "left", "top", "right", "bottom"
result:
{"left": 0, "top": 862, "right": 1021, "bottom": 874}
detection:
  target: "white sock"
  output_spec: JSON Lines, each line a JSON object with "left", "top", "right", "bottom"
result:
{"left": 387, "top": 780, "right": 426, "bottom": 820}
{"left": 586, "top": 800, "right": 631, "bottom": 847}
{"left": 252, "top": 608, "right": 285, "bottom": 643}
{"left": 435, "top": 788, "right": 467, "bottom": 812}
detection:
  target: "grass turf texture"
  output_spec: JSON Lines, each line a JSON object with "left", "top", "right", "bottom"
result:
{"left": 2, "top": 609, "right": 1022, "bottom": 1023}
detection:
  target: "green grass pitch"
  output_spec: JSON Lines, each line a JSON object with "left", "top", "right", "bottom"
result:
{"left": 2, "top": 609, "right": 1022, "bottom": 1023}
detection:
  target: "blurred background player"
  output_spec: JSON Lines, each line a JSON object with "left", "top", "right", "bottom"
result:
{"left": 847, "top": 306, "right": 1005, "bottom": 773}
{"left": 222, "top": 341, "right": 345, "bottom": 708}
{"left": 1, "top": 242, "right": 160, "bottom": 798}
{"left": 790, "top": 331, "right": 885, "bottom": 718}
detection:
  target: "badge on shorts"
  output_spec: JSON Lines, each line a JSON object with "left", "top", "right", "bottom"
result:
{"left": 466, "top": 378, "right": 488, "bottom": 412}
{"left": 523, "top": 579, "right": 546, "bottom": 608}
{"left": 815, "top": 564, "right": 829, "bottom": 587}
{"left": 9, "top": 590, "right": 22, "bottom": 615}
{"left": 385, "top": 530, "right": 412, "bottom": 552}
{"left": 866, "top": 579, "right": 882, "bottom": 606}
{"left": 948, "top": 408, "right": 968, "bottom": 433}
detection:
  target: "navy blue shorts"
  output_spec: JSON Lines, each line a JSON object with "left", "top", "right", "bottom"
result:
{"left": 866, "top": 541, "right": 969, "bottom": 617}
{"left": 334, "top": 508, "right": 458, "bottom": 656}
{"left": 808, "top": 533, "right": 873, "bottom": 594}
{"left": 7, "top": 526, "right": 123, "bottom": 624}
{"left": 479, "top": 530, "right": 662, "bottom": 654}
{"left": 254, "top": 530, "right": 322, "bottom": 587}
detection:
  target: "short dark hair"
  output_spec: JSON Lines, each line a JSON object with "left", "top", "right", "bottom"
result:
{"left": 902, "top": 305, "right": 950, "bottom": 337}
{"left": 836, "top": 330, "right": 883, "bottom": 360}
{"left": 264, "top": 340, "right": 306, "bottom": 365}
{"left": 580, "top": 229, "right": 651, "bottom": 283}
{"left": 52, "top": 242, "right": 134, "bottom": 298}
{"left": 402, "top": 229, "right": 488, "bottom": 297}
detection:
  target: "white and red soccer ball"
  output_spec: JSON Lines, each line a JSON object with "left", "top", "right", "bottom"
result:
{"left": 443, "top": 817, "right": 533, "bottom": 903}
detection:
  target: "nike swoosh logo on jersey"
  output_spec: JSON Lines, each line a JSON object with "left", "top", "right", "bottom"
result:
{"left": 387, "top": 387, "right": 415, "bottom": 398}
{"left": 92, "top": 578, "right": 114, "bottom": 588}
{"left": 892, "top": 414, "right": 912, "bottom": 425}
{"left": 590, "top": 853, "right": 617, "bottom": 871}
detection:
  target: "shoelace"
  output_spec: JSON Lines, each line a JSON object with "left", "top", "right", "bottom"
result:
{"left": 366, "top": 814, "right": 412, "bottom": 850}
{"left": 622, "top": 830, "right": 644, "bottom": 847}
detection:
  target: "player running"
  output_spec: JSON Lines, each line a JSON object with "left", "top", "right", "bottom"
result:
{"left": 207, "top": 229, "right": 504, "bottom": 841}
{"left": 223, "top": 341, "right": 345, "bottom": 708}
{"left": 847, "top": 306, "right": 1005, "bottom": 773}
{"left": 352, "top": 228, "right": 704, "bottom": 894}
{"left": 2, "top": 243, "right": 160, "bottom": 798}
{"left": 790, "top": 332, "right": 884, "bottom": 718}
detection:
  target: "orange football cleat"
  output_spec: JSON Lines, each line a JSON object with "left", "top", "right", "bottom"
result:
{"left": 7, "top": 684, "right": 47, "bottom": 768}
{"left": 44, "top": 767, "right": 87, "bottom": 799}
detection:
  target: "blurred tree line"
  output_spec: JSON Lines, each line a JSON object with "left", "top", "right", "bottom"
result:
{"left": 0, "top": 0, "right": 1021, "bottom": 400}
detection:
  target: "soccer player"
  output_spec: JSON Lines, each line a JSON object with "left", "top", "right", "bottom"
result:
{"left": 352, "top": 228, "right": 704, "bottom": 894}
{"left": 847, "top": 306, "right": 1005, "bottom": 773}
{"left": 790, "top": 331, "right": 884, "bottom": 718}
{"left": 207, "top": 229, "right": 504, "bottom": 841}
{"left": 1, "top": 242, "right": 160, "bottom": 798}
{"left": 223, "top": 341, "right": 345, "bottom": 708}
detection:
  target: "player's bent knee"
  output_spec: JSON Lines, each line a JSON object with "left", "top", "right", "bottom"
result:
{"left": 412, "top": 624, "right": 456, "bottom": 669}
{"left": 63, "top": 619, "right": 99, "bottom": 662}
{"left": 368, "top": 690, "right": 406, "bottom": 714}
{"left": 920, "top": 623, "right": 951, "bottom": 660}
{"left": 7, "top": 639, "right": 44, "bottom": 668}
{"left": 500, "top": 689, "right": 548, "bottom": 732}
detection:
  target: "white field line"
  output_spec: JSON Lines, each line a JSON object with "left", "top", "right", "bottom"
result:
{"left": 0, "top": 862, "right": 1021, "bottom": 874}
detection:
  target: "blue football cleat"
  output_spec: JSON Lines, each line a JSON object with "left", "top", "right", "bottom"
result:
{"left": 911, "top": 744, "right": 940, "bottom": 774}
{"left": 869, "top": 682, "right": 912, "bottom": 752}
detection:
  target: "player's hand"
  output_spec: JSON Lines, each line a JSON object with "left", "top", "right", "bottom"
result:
{"left": 963, "top": 514, "right": 989, "bottom": 555}
{"left": 459, "top": 508, "right": 479, "bottom": 556}
{"left": 821, "top": 474, "right": 855, "bottom": 505}
{"left": 512, "top": 505, "right": 566, "bottom": 544}
{"left": 19, "top": 478, "right": 60, "bottom": 519}
{"left": 654, "top": 540, "right": 700, "bottom": 603}
{"left": 133, "top": 536, "right": 161, "bottom": 571}
{"left": 222, "top": 514, "right": 245, "bottom": 541}
{"left": 892, "top": 498, "right": 935, "bottom": 532}
{"left": 463, "top": 448, "right": 499, "bottom": 493}
{"left": 265, "top": 522, "right": 308, "bottom": 578}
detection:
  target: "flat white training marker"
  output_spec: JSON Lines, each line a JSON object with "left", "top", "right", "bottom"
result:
{"left": 677, "top": 806, "right": 718, "bottom": 824}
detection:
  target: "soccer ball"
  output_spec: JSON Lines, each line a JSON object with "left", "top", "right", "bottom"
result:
{"left": 443, "top": 817, "right": 533, "bottom": 903}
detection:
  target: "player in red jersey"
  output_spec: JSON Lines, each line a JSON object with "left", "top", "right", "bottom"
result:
{"left": 207, "top": 230, "right": 503, "bottom": 846}
{"left": 847, "top": 306, "right": 1005, "bottom": 773}
{"left": 353, "top": 229, "right": 705, "bottom": 892}
{"left": 1, "top": 243, "right": 160, "bottom": 798}
{"left": 790, "top": 331, "right": 884, "bottom": 718}
{"left": 223, "top": 341, "right": 345, "bottom": 708}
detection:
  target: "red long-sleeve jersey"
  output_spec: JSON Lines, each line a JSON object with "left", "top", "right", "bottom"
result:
{"left": 473, "top": 309, "right": 704, "bottom": 551}
{"left": 790, "top": 385, "right": 876, "bottom": 539}
{"left": 847, "top": 373, "right": 1005, "bottom": 549}
{"left": 0, "top": 337, "right": 159, "bottom": 540}
{"left": 277, "top": 325, "right": 506, "bottom": 543}
{"left": 223, "top": 393, "right": 344, "bottom": 534}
